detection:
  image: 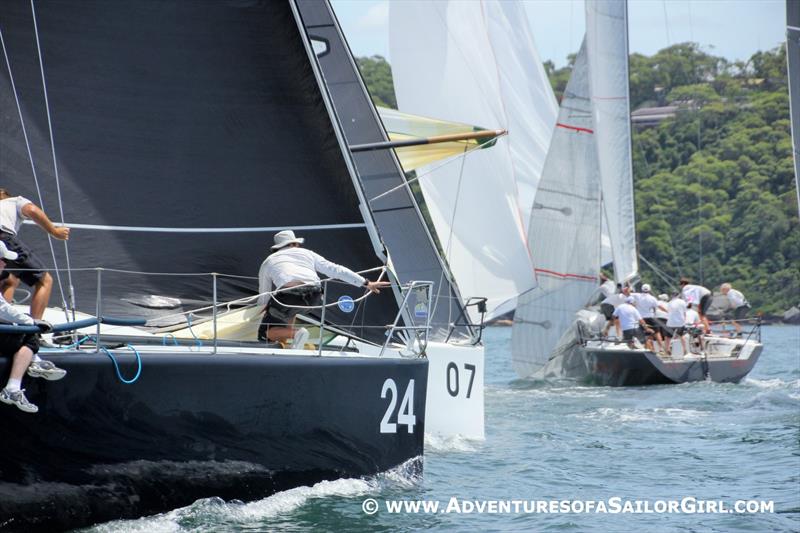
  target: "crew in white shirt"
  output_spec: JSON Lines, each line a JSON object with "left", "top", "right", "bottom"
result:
{"left": 665, "top": 293, "right": 689, "bottom": 356}
{"left": 612, "top": 296, "right": 654, "bottom": 350}
{"left": 679, "top": 278, "right": 711, "bottom": 333}
{"left": 257, "top": 230, "right": 390, "bottom": 348}
{"left": 721, "top": 282, "right": 750, "bottom": 335}
{"left": 0, "top": 188, "right": 70, "bottom": 321}
{"left": 685, "top": 303, "right": 705, "bottom": 352}
{"left": 634, "top": 284, "right": 667, "bottom": 353}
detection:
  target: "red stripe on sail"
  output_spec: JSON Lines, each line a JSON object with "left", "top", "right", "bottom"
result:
{"left": 555, "top": 122, "right": 594, "bottom": 134}
{"left": 535, "top": 268, "right": 597, "bottom": 282}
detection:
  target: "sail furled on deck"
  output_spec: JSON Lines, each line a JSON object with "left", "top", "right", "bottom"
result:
{"left": 0, "top": 0, "right": 400, "bottom": 343}
{"left": 389, "top": 0, "right": 558, "bottom": 320}
{"left": 787, "top": 0, "right": 800, "bottom": 219}
{"left": 294, "top": 0, "right": 474, "bottom": 341}
{"left": 511, "top": 42, "right": 602, "bottom": 378}
{"left": 586, "top": 0, "right": 638, "bottom": 283}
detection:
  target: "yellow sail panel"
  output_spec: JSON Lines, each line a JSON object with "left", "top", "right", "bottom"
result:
{"left": 391, "top": 134, "right": 484, "bottom": 172}
{"left": 377, "top": 106, "right": 497, "bottom": 171}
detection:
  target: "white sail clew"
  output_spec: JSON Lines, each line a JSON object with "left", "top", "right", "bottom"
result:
{"left": 586, "top": 0, "right": 639, "bottom": 283}
{"left": 511, "top": 42, "right": 603, "bottom": 377}
{"left": 389, "top": 0, "right": 557, "bottom": 320}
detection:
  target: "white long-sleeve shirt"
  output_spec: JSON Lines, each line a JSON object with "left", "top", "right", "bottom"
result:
{"left": 257, "top": 247, "right": 366, "bottom": 306}
{"left": 0, "top": 295, "right": 34, "bottom": 325}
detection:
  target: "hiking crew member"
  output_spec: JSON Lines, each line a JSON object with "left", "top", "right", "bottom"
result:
{"left": 721, "top": 282, "right": 750, "bottom": 335}
{"left": 257, "top": 230, "right": 390, "bottom": 348}
{"left": 0, "top": 242, "right": 66, "bottom": 414}
{"left": 0, "top": 188, "right": 70, "bottom": 320}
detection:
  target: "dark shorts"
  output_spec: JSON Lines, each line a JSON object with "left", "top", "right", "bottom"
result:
{"left": 643, "top": 317, "right": 663, "bottom": 337}
{"left": 623, "top": 327, "right": 646, "bottom": 343}
{"left": 257, "top": 285, "right": 323, "bottom": 341}
{"left": 601, "top": 303, "right": 615, "bottom": 320}
{"left": 699, "top": 293, "right": 711, "bottom": 316}
{"left": 0, "top": 233, "right": 47, "bottom": 287}
{"left": 0, "top": 333, "right": 39, "bottom": 358}
{"left": 664, "top": 325, "right": 686, "bottom": 338}
{"left": 734, "top": 305, "right": 750, "bottom": 320}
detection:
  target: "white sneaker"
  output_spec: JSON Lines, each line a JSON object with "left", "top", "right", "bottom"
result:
{"left": 292, "top": 327, "right": 310, "bottom": 349}
{"left": 0, "top": 388, "right": 39, "bottom": 413}
{"left": 27, "top": 360, "right": 67, "bottom": 381}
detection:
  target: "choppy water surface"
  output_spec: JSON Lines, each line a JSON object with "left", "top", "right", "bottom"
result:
{"left": 85, "top": 325, "right": 799, "bottom": 532}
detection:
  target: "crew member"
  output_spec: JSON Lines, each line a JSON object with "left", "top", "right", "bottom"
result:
{"left": 257, "top": 230, "right": 390, "bottom": 348}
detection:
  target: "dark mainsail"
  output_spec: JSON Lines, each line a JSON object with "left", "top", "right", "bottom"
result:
{"left": 788, "top": 0, "right": 800, "bottom": 219}
{"left": 293, "top": 0, "right": 475, "bottom": 341}
{"left": 0, "top": 0, "right": 399, "bottom": 342}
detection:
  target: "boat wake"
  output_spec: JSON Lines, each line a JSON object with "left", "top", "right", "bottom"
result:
{"left": 424, "top": 432, "right": 481, "bottom": 453}
{"left": 83, "top": 458, "right": 423, "bottom": 532}
{"left": 572, "top": 407, "right": 709, "bottom": 423}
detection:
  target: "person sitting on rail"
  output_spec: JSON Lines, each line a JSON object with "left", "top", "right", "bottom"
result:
{"left": 0, "top": 242, "right": 66, "bottom": 414}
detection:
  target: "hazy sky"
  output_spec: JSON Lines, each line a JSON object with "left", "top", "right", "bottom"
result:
{"left": 332, "top": 0, "right": 786, "bottom": 67}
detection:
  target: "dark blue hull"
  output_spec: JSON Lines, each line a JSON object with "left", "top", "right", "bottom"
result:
{"left": 0, "top": 351, "right": 427, "bottom": 531}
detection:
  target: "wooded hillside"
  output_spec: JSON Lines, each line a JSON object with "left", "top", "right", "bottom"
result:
{"left": 359, "top": 45, "right": 799, "bottom": 316}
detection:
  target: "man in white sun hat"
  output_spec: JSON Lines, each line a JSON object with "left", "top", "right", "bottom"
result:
{"left": 0, "top": 241, "right": 66, "bottom": 414}
{"left": 257, "top": 230, "right": 390, "bottom": 348}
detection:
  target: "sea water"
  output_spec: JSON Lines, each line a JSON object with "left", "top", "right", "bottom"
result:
{"left": 83, "top": 325, "right": 799, "bottom": 532}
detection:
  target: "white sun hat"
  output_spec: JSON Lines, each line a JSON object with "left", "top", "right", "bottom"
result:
{"left": 271, "top": 230, "right": 305, "bottom": 250}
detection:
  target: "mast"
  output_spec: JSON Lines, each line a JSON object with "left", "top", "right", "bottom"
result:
{"left": 788, "top": 0, "right": 800, "bottom": 219}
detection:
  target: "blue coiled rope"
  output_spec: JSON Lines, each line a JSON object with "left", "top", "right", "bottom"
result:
{"left": 99, "top": 344, "right": 142, "bottom": 384}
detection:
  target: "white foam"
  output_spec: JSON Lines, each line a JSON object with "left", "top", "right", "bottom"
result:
{"left": 425, "top": 432, "right": 481, "bottom": 453}
{"left": 573, "top": 407, "right": 708, "bottom": 423}
{"left": 86, "top": 458, "right": 422, "bottom": 532}
{"left": 744, "top": 378, "right": 800, "bottom": 390}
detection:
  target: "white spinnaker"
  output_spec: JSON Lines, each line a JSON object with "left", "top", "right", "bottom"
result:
{"left": 586, "top": 0, "right": 638, "bottom": 283}
{"left": 389, "top": 0, "right": 557, "bottom": 320}
{"left": 511, "top": 42, "right": 602, "bottom": 378}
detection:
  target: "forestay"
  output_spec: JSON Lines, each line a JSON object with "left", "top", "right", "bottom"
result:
{"left": 586, "top": 0, "right": 638, "bottom": 283}
{"left": 389, "top": 0, "right": 557, "bottom": 320}
{"left": 511, "top": 42, "right": 602, "bottom": 378}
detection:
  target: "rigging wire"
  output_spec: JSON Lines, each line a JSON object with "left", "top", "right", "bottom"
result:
{"left": 0, "top": 23, "right": 69, "bottom": 321}
{"left": 30, "top": 0, "right": 76, "bottom": 319}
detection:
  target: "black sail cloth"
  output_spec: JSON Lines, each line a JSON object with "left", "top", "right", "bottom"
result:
{"left": 0, "top": 0, "right": 398, "bottom": 342}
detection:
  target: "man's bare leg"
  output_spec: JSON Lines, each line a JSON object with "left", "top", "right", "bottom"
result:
{"left": 30, "top": 273, "right": 53, "bottom": 320}
{"left": 1, "top": 274, "right": 19, "bottom": 303}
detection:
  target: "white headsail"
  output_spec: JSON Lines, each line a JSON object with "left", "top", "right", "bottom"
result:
{"left": 586, "top": 0, "right": 638, "bottom": 283}
{"left": 389, "top": 0, "right": 557, "bottom": 320}
{"left": 511, "top": 41, "right": 603, "bottom": 377}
